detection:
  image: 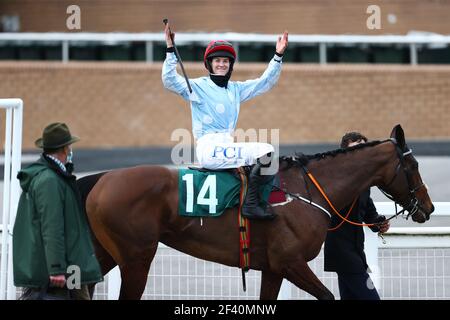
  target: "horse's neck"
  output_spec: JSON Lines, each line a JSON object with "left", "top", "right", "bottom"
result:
{"left": 288, "top": 142, "right": 396, "bottom": 212}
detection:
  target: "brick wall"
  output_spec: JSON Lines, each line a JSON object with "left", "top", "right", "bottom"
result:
{"left": 1, "top": 0, "right": 450, "bottom": 35}
{"left": 1, "top": 61, "right": 449, "bottom": 150}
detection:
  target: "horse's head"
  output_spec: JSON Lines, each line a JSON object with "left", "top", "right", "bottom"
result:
{"left": 379, "top": 125, "right": 434, "bottom": 223}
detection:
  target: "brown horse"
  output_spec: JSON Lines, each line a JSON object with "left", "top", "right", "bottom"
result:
{"left": 77, "top": 125, "right": 434, "bottom": 300}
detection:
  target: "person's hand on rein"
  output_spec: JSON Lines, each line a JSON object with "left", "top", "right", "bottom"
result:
{"left": 378, "top": 220, "right": 390, "bottom": 233}
{"left": 372, "top": 215, "right": 390, "bottom": 233}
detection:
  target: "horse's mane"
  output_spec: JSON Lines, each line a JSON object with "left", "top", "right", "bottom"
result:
{"left": 279, "top": 140, "right": 385, "bottom": 169}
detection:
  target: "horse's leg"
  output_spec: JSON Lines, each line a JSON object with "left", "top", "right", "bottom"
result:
{"left": 260, "top": 271, "right": 283, "bottom": 300}
{"left": 93, "top": 236, "right": 117, "bottom": 275}
{"left": 88, "top": 235, "right": 118, "bottom": 299}
{"left": 118, "top": 246, "right": 157, "bottom": 300}
{"left": 284, "top": 259, "right": 334, "bottom": 300}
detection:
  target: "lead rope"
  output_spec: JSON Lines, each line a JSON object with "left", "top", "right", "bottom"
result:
{"left": 302, "top": 166, "right": 381, "bottom": 228}
{"left": 327, "top": 198, "right": 358, "bottom": 231}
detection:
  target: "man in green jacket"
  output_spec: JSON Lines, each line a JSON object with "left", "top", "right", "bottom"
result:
{"left": 13, "top": 122, "right": 103, "bottom": 300}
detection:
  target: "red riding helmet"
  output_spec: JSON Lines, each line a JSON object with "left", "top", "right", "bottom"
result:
{"left": 204, "top": 40, "right": 236, "bottom": 71}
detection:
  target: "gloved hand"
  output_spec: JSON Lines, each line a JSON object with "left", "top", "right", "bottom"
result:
{"left": 370, "top": 215, "right": 390, "bottom": 233}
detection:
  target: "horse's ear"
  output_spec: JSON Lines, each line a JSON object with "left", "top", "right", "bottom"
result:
{"left": 390, "top": 124, "right": 406, "bottom": 149}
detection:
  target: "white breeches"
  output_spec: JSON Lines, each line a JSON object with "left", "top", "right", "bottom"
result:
{"left": 196, "top": 133, "right": 274, "bottom": 170}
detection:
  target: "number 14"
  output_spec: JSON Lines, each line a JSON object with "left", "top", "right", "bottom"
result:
{"left": 182, "top": 174, "right": 218, "bottom": 214}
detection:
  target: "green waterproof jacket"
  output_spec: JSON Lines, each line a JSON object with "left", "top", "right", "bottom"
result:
{"left": 13, "top": 155, "right": 103, "bottom": 288}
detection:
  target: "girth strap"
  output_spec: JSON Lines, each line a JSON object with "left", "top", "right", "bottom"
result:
{"left": 237, "top": 167, "right": 250, "bottom": 292}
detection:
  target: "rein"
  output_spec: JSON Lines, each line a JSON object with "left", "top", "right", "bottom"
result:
{"left": 303, "top": 167, "right": 379, "bottom": 228}
{"left": 271, "top": 176, "right": 368, "bottom": 230}
{"left": 327, "top": 198, "right": 357, "bottom": 231}
{"left": 275, "top": 138, "right": 425, "bottom": 230}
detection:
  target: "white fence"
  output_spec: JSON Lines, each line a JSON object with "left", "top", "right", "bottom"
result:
{"left": 1, "top": 32, "right": 450, "bottom": 64}
{"left": 1, "top": 199, "right": 449, "bottom": 299}
{"left": 0, "top": 99, "right": 23, "bottom": 300}
{"left": 92, "top": 202, "right": 450, "bottom": 300}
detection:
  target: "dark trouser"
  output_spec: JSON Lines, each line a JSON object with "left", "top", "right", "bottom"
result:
{"left": 337, "top": 272, "right": 380, "bottom": 300}
{"left": 20, "top": 285, "right": 91, "bottom": 300}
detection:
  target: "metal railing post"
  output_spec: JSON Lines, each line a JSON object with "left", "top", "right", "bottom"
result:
{"left": 62, "top": 40, "right": 69, "bottom": 63}
{"left": 145, "top": 41, "right": 154, "bottom": 63}
{"left": 409, "top": 43, "right": 418, "bottom": 65}
{"left": 319, "top": 43, "right": 327, "bottom": 65}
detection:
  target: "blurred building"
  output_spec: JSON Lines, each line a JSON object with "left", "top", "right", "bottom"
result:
{"left": 1, "top": 0, "right": 450, "bottom": 34}
{"left": 0, "top": 1, "right": 449, "bottom": 149}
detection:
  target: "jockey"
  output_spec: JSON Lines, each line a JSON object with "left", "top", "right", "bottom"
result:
{"left": 162, "top": 23, "right": 288, "bottom": 220}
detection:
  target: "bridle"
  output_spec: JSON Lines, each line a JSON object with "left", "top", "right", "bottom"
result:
{"left": 274, "top": 138, "right": 429, "bottom": 228}
{"left": 378, "top": 138, "right": 428, "bottom": 221}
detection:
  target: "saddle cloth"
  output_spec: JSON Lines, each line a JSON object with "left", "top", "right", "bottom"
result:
{"left": 177, "top": 168, "right": 285, "bottom": 217}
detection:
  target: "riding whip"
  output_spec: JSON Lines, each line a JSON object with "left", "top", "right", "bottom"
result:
{"left": 163, "top": 18, "right": 193, "bottom": 93}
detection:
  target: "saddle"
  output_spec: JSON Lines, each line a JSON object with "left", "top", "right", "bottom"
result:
{"left": 192, "top": 165, "right": 286, "bottom": 203}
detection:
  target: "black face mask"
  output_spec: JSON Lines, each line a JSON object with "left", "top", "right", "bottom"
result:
{"left": 209, "top": 73, "right": 231, "bottom": 88}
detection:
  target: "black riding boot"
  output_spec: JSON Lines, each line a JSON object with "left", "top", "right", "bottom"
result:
{"left": 242, "top": 160, "right": 276, "bottom": 220}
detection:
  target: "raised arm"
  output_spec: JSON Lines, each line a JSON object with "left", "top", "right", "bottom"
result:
{"left": 237, "top": 31, "right": 288, "bottom": 103}
{"left": 161, "top": 22, "right": 191, "bottom": 101}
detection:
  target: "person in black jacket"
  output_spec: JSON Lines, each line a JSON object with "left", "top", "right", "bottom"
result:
{"left": 324, "top": 132, "right": 390, "bottom": 300}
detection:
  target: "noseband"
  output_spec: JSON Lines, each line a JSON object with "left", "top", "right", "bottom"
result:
{"left": 379, "top": 138, "right": 427, "bottom": 220}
